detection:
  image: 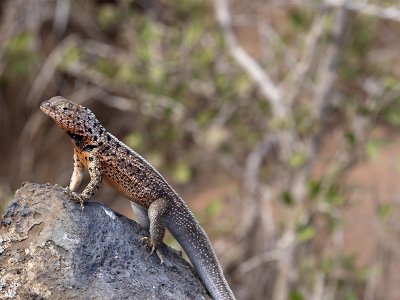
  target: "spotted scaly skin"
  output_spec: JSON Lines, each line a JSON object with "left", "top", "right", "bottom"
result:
{"left": 40, "top": 96, "right": 235, "bottom": 300}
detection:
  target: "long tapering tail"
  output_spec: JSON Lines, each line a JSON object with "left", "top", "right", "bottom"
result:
{"left": 164, "top": 200, "right": 235, "bottom": 300}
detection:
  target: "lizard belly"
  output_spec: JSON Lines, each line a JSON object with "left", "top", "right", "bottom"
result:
{"left": 75, "top": 148, "right": 90, "bottom": 167}
{"left": 104, "top": 170, "right": 153, "bottom": 209}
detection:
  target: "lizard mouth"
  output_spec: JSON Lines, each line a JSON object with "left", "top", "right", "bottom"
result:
{"left": 40, "top": 100, "right": 53, "bottom": 116}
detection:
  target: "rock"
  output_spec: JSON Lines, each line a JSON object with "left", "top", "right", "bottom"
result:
{"left": 0, "top": 182, "right": 210, "bottom": 300}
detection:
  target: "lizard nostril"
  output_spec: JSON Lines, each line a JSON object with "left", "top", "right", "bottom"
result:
{"left": 40, "top": 101, "right": 50, "bottom": 111}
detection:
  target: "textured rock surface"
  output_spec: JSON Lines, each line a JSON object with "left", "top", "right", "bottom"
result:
{"left": 0, "top": 182, "right": 210, "bottom": 300}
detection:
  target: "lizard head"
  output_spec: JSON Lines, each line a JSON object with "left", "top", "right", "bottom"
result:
{"left": 40, "top": 96, "right": 104, "bottom": 149}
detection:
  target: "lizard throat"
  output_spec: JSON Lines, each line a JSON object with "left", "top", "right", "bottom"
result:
{"left": 68, "top": 132, "right": 85, "bottom": 149}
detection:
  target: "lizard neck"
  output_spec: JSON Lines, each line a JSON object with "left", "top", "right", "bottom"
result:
{"left": 67, "top": 123, "right": 107, "bottom": 151}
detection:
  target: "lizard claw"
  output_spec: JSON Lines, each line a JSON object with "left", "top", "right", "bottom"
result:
{"left": 64, "top": 187, "right": 85, "bottom": 210}
{"left": 141, "top": 236, "right": 152, "bottom": 250}
{"left": 155, "top": 249, "right": 165, "bottom": 265}
{"left": 141, "top": 237, "right": 165, "bottom": 264}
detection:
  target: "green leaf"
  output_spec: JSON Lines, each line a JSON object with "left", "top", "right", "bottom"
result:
{"left": 281, "top": 191, "right": 294, "bottom": 206}
{"left": 352, "top": 16, "right": 375, "bottom": 57}
{"left": 297, "top": 226, "right": 316, "bottom": 242}
{"left": 326, "top": 185, "right": 344, "bottom": 206}
{"left": 124, "top": 133, "right": 143, "bottom": 149}
{"left": 308, "top": 180, "right": 321, "bottom": 199}
{"left": 149, "top": 64, "right": 165, "bottom": 83}
{"left": 195, "top": 47, "right": 216, "bottom": 69}
{"left": 340, "top": 255, "right": 356, "bottom": 271}
{"left": 116, "top": 63, "right": 137, "bottom": 83}
{"left": 173, "top": 163, "right": 192, "bottom": 184}
{"left": 288, "top": 8, "right": 308, "bottom": 31}
{"left": 97, "top": 4, "right": 120, "bottom": 30}
{"left": 384, "top": 110, "right": 400, "bottom": 126}
{"left": 289, "top": 152, "right": 307, "bottom": 168}
{"left": 147, "top": 151, "right": 163, "bottom": 169}
{"left": 356, "top": 266, "right": 374, "bottom": 282}
{"left": 205, "top": 199, "right": 223, "bottom": 218}
{"left": 95, "top": 58, "right": 118, "bottom": 78}
{"left": 327, "top": 214, "right": 343, "bottom": 232}
{"left": 4, "top": 32, "right": 33, "bottom": 54}
{"left": 365, "top": 139, "right": 390, "bottom": 160}
{"left": 3, "top": 32, "right": 38, "bottom": 78}
{"left": 139, "top": 19, "right": 158, "bottom": 42}
{"left": 384, "top": 76, "right": 398, "bottom": 90}
{"left": 289, "top": 290, "right": 305, "bottom": 300}
{"left": 377, "top": 203, "right": 394, "bottom": 220}
{"left": 345, "top": 131, "right": 357, "bottom": 148}
{"left": 344, "top": 291, "right": 358, "bottom": 300}
{"left": 197, "top": 110, "right": 215, "bottom": 126}
{"left": 60, "top": 46, "right": 81, "bottom": 69}
{"left": 184, "top": 21, "right": 203, "bottom": 46}
{"left": 321, "top": 257, "right": 334, "bottom": 273}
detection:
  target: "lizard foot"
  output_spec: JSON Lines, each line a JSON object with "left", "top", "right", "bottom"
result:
{"left": 141, "top": 237, "right": 165, "bottom": 264}
{"left": 64, "top": 187, "right": 85, "bottom": 210}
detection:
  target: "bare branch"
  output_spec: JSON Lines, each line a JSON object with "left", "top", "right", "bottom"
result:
{"left": 244, "top": 134, "right": 276, "bottom": 196}
{"left": 27, "top": 34, "right": 78, "bottom": 104}
{"left": 311, "top": 272, "right": 325, "bottom": 300}
{"left": 214, "top": 0, "right": 286, "bottom": 118}
{"left": 327, "top": 0, "right": 400, "bottom": 22}
{"left": 314, "top": 5, "right": 349, "bottom": 117}
{"left": 237, "top": 229, "right": 296, "bottom": 275}
{"left": 237, "top": 249, "right": 280, "bottom": 275}
{"left": 52, "top": 0, "right": 70, "bottom": 36}
{"left": 281, "top": 7, "right": 328, "bottom": 102}
{"left": 273, "top": 230, "right": 296, "bottom": 300}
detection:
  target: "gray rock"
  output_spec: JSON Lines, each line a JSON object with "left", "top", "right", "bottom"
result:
{"left": 0, "top": 182, "right": 210, "bottom": 300}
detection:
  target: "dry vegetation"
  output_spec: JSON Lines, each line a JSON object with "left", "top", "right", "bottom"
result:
{"left": 1, "top": 0, "right": 400, "bottom": 299}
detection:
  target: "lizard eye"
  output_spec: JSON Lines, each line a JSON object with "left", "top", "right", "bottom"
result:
{"left": 62, "top": 106, "right": 68, "bottom": 111}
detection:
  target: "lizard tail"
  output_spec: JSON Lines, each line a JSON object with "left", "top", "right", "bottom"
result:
{"left": 164, "top": 201, "right": 236, "bottom": 300}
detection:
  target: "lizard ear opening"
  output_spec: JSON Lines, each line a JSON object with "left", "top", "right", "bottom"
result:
{"left": 82, "top": 145, "right": 98, "bottom": 152}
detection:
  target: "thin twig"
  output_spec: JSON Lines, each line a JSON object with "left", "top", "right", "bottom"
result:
{"left": 52, "top": 0, "right": 70, "bottom": 36}
{"left": 314, "top": 5, "right": 348, "bottom": 117}
{"left": 239, "top": 134, "right": 276, "bottom": 237}
{"left": 238, "top": 249, "right": 280, "bottom": 274}
{"left": 280, "top": 6, "right": 328, "bottom": 103}
{"left": 215, "top": 0, "right": 286, "bottom": 118}
{"left": 327, "top": 0, "right": 400, "bottom": 22}
{"left": 27, "top": 34, "right": 78, "bottom": 104}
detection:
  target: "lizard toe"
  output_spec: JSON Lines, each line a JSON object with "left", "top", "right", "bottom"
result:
{"left": 156, "top": 249, "right": 165, "bottom": 265}
{"left": 141, "top": 237, "right": 164, "bottom": 264}
{"left": 64, "top": 187, "right": 86, "bottom": 209}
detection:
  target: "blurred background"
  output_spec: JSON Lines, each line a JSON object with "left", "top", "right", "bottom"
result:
{"left": 1, "top": 0, "right": 400, "bottom": 299}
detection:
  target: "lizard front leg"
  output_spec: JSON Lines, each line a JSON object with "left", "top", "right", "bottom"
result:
{"left": 142, "top": 198, "right": 169, "bottom": 264}
{"left": 67, "top": 147, "right": 103, "bottom": 209}
{"left": 69, "top": 150, "right": 84, "bottom": 191}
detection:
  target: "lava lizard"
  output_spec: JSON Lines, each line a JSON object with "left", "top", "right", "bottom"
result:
{"left": 40, "top": 96, "right": 235, "bottom": 300}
